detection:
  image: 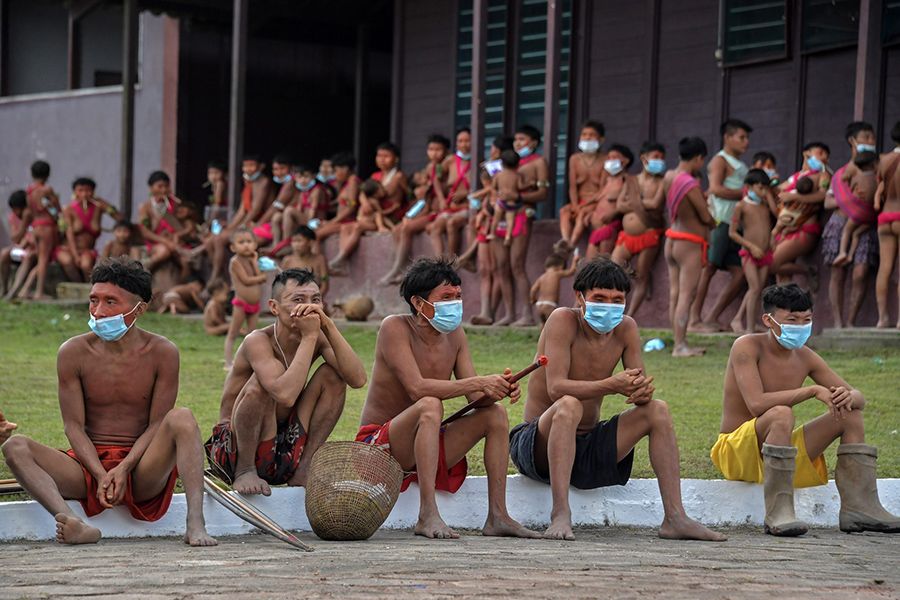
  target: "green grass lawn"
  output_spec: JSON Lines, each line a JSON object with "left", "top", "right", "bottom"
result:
{"left": 1, "top": 302, "right": 898, "bottom": 487}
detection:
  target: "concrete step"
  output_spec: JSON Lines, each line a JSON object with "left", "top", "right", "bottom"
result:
{"left": 2, "top": 475, "right": 898, "bottom": 541}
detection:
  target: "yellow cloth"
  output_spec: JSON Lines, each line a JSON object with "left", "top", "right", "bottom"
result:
{"left": 710, "top": 418, "right": 828, "bottom": 488}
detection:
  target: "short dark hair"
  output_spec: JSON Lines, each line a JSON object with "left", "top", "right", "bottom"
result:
{"left": 147, "top": 170, "right": 170, "bottom": 186}
{"left": 207, "top": 160, "right": 227, "bottom": 172}
{"left": 844, "top": 121, "right": 875, "bottom": 142}
{"left": 891, "top": 121, "right": 900, "bottom": 144}
{"left": 640, "top": 141, "right": 665, "bottom": 155}
{"left": 207, "top": 278, "right": 229, "bottom": 294}
{"left": 242, "top": 153, "right": 263, "bottom": 163}
{"left": 678, "top": 137, "right": 708, "bottom": 161}
{"left": 573, "top": 258, "right": 631, "bottom": 294}
{"left": 72, "top": 177, "right": 96, "bottom": 190}
{"left": 516, "top": 124, "right": 542, "bottom": 145}
{"left": 272, "top": 268, "right": 318, "bottom": 300}
{"left": 360, "top": 178, "right": 382, "bottom": 197}
{"left": 455, "top": 126, "right": 471, "bottom": 137}
{"left": 795, "top": 177, "right": 814, "bottom": 195}
{"left": 229, "top": 225, "right": 253, "bottom": 242}
{"left": 744, "top": 168, "right": 770, "bottom": 187}
{"left": 292, "top": 225, "right": 316, "bottom": 240}
{"left": 31, "top": 160, "right": 50, "bottom": 180}
{"left": 492, "top": 136, "right": 515, "bottom": 153}
{"left": 400, "top": 257, "right": 462, "bottom": 314}
{"left": 854, "top": 151, "right": 878, "bottom": 168}
{"left": 8, "top": 190, "right": 27, "bottom": 210}
{"left": 331, "top": 152, "right": 356, "bottom": 170}
{"left": 802, "top": 141, "right": 830, "bottom": 156}
{"left": 500, "top": 149, "right": 520, "bottom": 169}
{"left": 114, "top": 219, "right": 133, "bottom": 231}
{"left": 762, "top": 283, "right": 812, "bottom": 314}
{"left": 376, "top": 141, "right": 401, "bottom": 157}
{"left": 427, "top": 133, "right": 451, "bottom": 149}
{"left": 90, "top": 256, "right": 152, "bottom": 302}
{"left": 752, "top": 151, "right": 776, "bottom": 166}
{"left": 544, "top": 253, "right": 566, "bottom": 269}
{"left": 581, "top": 120, "right": 605, "bottom": 137}
{"left": 292, "top": 163, "right": 314, "bottom": 175}
{"left": 721, "top": 119, "right": 753, "bottom": 137}
{"left": 608, "top": 143, "right": 634, "bottom": 167}
{"left": 272, "top": 154, "right": 292, "bottom": 166}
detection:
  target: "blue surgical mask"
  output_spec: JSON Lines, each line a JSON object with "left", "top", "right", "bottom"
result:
{"left": 456, "top": 150, "right": 471, "bottom": 161}
{"left": 746, "top": 190, "right": 763, "bottom": 205}
{"left": 88, "top": 303, "right": 142, "bottom": 342}
{"left": 273, "top": 174, "right": 291, "bottom": 184}
{"left": 604, "top": 159, "right": 623, "bottom": 176}
{"left": 258, "top": 256, "right": 278, "bottom": 272}
{"left": 516, "top": 146, "right": 533, "bottom": 158}
{"left": 421, "top": 299, "right": 463, "bottom": 334}
{"left": 768, "top": 315, "right": 812, "bottom": 349}
{"left": 581, "top": 296, "right": 625, "bottom": 333}
{"left": 856, "top": 143, "right": 876, "bottom": 154}
{"left": 764, "top": 168, "right": 778, "bottom": 179}
{"left": 243, "top": 171, "right": 261, "bottom": 182}
{"left": 806, "top": 155, "right": 823, "bottom": 172}
{"left": 578, "top": 140, "right": 600, "bottom": 154}
{"left": 646, "top": 158, "right": 666, "bottom": 175}
{"left": 295, "top": 180, "right": 315, "bottom": 192}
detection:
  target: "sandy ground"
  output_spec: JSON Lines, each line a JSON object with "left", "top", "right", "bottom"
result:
{"left": 1, "top": 527, "right": 897, "bottom": 599}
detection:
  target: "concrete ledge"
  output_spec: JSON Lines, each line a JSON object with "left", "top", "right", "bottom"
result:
{"left": 2, "top": 476, "right": 898, "bottom": 541}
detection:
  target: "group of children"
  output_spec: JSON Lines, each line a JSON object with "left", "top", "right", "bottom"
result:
{"left": 3, "top": 118, "right": 899, "bottom": 351}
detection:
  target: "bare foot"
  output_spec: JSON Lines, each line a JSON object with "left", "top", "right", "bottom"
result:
{"left": 470, "top": 314, "right": 494, "bottom": 325}
{"left": 672, "top": 344, "right": 706, "bottom": 357}
{"left": 511, "top": 317, "right": 536, "bottom": 327}
{"left": 832, "top": 253, "right": 849, "bottom": 267}
{"left": 232, "top": 470, "right": 271, "bottom": 496}
{"left": 328, "top": 261, "right": 349, "bottom": 277}
{"left": 55, "top": 513, "right": 101, "bottom": 545}
{"left": 876, "top": 317, "right": 890, "bottom": 329}
{"left": 543, "top": 513, "right": 575, "bottom": 541}
{"left": 493, "top": 314, "right": 513, "bottom": 326}
{"left": 415, "top": 514, "right": 459, "bottom": 539}
{"left": 659, "top": 515, "right": 727, "bottom": 541}
{"left": 729, "top": 316, "right": 743, "bottom": 334}
{"left": 482, "top": 514, "right": 541, "bottom": 538}
{"left": 184, "top": 519, "right": 218, "bottom": 547}
{"left": 690, "top": 320, "right": 724, "bottom": 333}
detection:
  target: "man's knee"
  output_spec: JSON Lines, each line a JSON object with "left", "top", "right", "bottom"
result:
{"left": 1, "top": 435, "right": 31, "bottom": 464}
{"left": 640, "top": 399, "right": 673, "bottom": 425}
{"left": 762, "top": 405, "right": 794, "bottom": 431}
{"left": 315, "top": 362, "right": 344, "bottom": 388}
{"left": 552, "top": 396, "right": 583, "bottom": 425}
{"left": 416, "top": 396, "right": 443, "bottom": 424}
{"left": 482, "top": 402, "right": 509, "bottom": 430}
{"left": 163, "top": 407, "right": 199, "bottom": 437}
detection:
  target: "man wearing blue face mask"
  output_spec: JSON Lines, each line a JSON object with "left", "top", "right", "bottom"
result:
{"left": 358, "top": 257, "right": 539, "bottom": 540}
{"left": 510, "top": 258, "right": 725, "bottom": 542}
{"left": 1, "top": 257, "right": 217, "bottom": 547}
{"left": 714, "top": 283, "right": 899, "bottom": 536}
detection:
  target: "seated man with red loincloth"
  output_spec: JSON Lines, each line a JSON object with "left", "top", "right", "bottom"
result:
{"left": 1, "top": 257, "right": 216, "bottom": 546}
{"left": 357, "top": 257, "right": 538, "bottom": 539}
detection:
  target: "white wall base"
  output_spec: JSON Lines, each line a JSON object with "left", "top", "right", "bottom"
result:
{"left": 3, "top": 476, "right": 898, "bottom": 541}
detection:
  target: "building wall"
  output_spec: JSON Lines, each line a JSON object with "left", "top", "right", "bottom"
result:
{"left": 397, "top": 1, "right": 456, "bottom": 172}
{"left": 0, "top": 12, "right": 173, "bottom": 246}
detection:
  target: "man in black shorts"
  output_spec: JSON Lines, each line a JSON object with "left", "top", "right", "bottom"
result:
{"left": 510, "top": 258, "right": 725, "bottom": 542}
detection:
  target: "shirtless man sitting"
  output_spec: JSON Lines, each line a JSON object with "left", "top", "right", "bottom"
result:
{"left": 206, "top": 268, "right": 366, "bottom": 494}
{"left": 712, "top": 283, "right": 899, "bottom": 536}
{"left": 1, "top": 257, "right": 216, "bottom": 545}
{"left": 357, "top": 257, "right": 538, "bottom": 539}
{"left": 509, "top": 258, "right": 725, "bottom": 542}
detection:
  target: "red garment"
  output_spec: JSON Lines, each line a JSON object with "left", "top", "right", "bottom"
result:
{"left": 241, "top": 184, "right": 253, "bottom": 213}
{"left": 445, "top": 155, "right": 471, "bottom": 203}
{"left": 145, "top": 197, "right": 177, "bottom": 252}
{"left": 356, "top": 421, "right": 467, "bottom": 493}
{"left": 774, "top": 221, "right": 823, "bottom": 243}
{"left": 615, "top": 228, "right": 662, "bottom": 254}
{"left": 65, "top": 446, "right": 177, "bottom": 521}
{"left": 494, "top": 211, "right": 529, "bottom": 239}
{"left": 231, "top": 297, "right": 260, "bottom": 315}
{"left": 739, "top": 248, "right": 774, "bottom": 267}
{"left": 588, "top": 219, "right": 623, "bottom": 246}
{"left": 665, "top": 229, "right": 709, "bottom": 267}
{"left": 252, "top": 221, "right": 274, "bottom": 242}
{"left": 517, "top": 153, "right": 541, "bottom": 168}
{"left": 71, "top": 201, "right": 100, "bottom": 239}
{"left": 878, "top": 211, "right": 900, "bottom": 226}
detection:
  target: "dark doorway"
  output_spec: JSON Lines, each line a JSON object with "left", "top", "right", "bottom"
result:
{"left": 174, "top": 1, "right": 393, "bottom": 207}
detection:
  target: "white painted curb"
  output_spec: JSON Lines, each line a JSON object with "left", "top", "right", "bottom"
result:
{"left": 2, "top": 476, "right": 898, "bottom": 541}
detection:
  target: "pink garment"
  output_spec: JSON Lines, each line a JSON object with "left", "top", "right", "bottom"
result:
{"left": 832, "top": 165, "right": 876, "bottom": 226}
{"left": 666, "top": 172, "right": 700, "bottom": 223}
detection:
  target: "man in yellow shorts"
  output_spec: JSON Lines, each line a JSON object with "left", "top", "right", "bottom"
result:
{"left": 713, "top": 283, "right": 899, "bottom": 537}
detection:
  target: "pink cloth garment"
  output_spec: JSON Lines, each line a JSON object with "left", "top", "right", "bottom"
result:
{"left": 832, "top": 165, "right": 876, "bottom": 226}
{"left": 666, "top": 172, "right": 700, "bottom": 223}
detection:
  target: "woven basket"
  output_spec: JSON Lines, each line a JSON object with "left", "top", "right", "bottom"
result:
{"left": 305, "top": 441, "right": 403, "bottom": 541}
